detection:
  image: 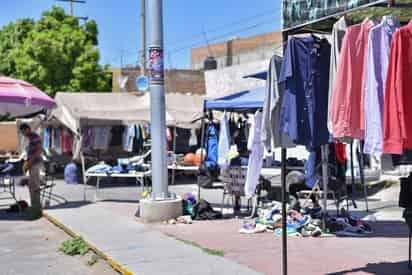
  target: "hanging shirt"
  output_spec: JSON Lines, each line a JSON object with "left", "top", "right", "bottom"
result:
{"left": 261, "top": 55, "right": 294, "bottom": 151}
{"left": 218, "top": 111, "right": 230, "bottom": 169}
{"left": 82, "top": 127, "right": 93, "bottom": 152}
{"left": 383, "top": 21, "right": 412, "bottom": 154}
{"left": 93, "top": 127, "right": 111, "bottom": 150}
{"left": 364, "top": 15, "right": 400, "bottom": 156}
{"left": 63, "top": 128, "right": 73, "bottom": 153}
{"left": 123, "top": 124, "right": 135, "bottom": 152}
{"left": 331, "top": 19, "right": 376, "bottom": 140}
{"left": 43, "top": 128, "right": 50, "bottom": 150}
{"left": 245, "top": 111, "right": 264, "bottom": 198}
{"left": 279, "top": 35, "right": 331, "bottom": 150}
{"left": 328, "top": 17, "right": 347, "bottom": 134}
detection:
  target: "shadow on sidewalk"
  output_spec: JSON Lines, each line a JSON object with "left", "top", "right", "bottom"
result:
{"left": 326, "top": 261, "right": 411, "bottom": 275}
{"left": 45, "top": 200, "right": 91, "bottom": 210}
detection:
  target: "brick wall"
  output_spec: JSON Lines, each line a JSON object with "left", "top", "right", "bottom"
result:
{"left": 114, "top": 67, "right": 205, "bottom": 94}
{"left": 191, "top": 31, "right": 282, "bottom": 69}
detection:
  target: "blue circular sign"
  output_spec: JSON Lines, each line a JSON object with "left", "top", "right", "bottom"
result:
{"left": 136, "top": 75, "right": 149, "bottom": 92}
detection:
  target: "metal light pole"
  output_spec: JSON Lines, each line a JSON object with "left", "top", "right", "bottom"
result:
{"left": 141, "top": 0, "right": 147, "bottom": 76}
{"left": 148, "top": 0, "right": 169, "bottom": 200}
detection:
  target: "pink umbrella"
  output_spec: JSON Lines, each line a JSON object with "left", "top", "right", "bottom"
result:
{"left": 0, "top": 77, "right": 55, "bottom": 116}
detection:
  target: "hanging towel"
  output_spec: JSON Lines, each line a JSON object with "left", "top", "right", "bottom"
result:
{"left": 245, "top": 111, "right": 264, "bottom": 198}
{"left": 218, "top": 112, "right": 230, "bottom": 169}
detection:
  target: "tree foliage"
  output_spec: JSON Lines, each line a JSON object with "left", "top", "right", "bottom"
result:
{"left": 0, "top": 6, "right": 111, "bottom": 97}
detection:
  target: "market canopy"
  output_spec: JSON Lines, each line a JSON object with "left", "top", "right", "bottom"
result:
{"left": 50, "top": 92, "right": 204, "bottom": 134}
{"left": 243, "top": 71, "right": 268, "bottom": 80}
{"left": 205, "top": 87, "right": 265, "bottom": 111}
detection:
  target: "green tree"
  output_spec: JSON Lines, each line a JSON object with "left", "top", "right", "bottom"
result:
{"left": 0, "top": 6, "right": 111, "bottom": 97}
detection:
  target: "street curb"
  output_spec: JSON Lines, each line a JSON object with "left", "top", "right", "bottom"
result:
{"left": 43, "top": 212, "right": 134, "bottom": 275}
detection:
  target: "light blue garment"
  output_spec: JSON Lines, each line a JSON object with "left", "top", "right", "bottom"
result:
{"left": 43, "top": 128, "right": 50, "bottom": 149}
{"left": 364, "top": 15, "right": 400, "bottom": 156}
{"left": 304, "top": 150, "right": 319, "bottom": 189}
{"left": 218, "top": 112, "right": 230, "bottom": 169}
{"left": 64, "top": 163, "right": 79, "bottom": 184}
{"left": 86, "top": 163, "right": 113, "bottom": 174}
{"left": 123, "top": 124, "right": 135, "bottom": 152}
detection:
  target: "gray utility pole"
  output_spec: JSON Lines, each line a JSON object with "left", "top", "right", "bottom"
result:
{"left": 56, "top": 0, "right": 86, "bottom": 16}
{"left": 141, "top": 0, "right": 147, "bottom": 76}
{"left": 148, "top": 0, "right": 169, "bottom": 200}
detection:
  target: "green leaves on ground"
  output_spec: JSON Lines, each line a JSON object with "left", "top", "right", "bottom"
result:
{"left": 59, "top": 237, "right": 89, "bottom": 256}
{"left": 0, "top": 6, "right": 111, "bottom": 96}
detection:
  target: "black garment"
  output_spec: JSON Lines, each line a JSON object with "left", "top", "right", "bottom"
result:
{"left": 192, "top": 199, "right": 222, "bottom": 220}
{"left": 392, "top": 150, "right": 412, "bottom": 166}
{"left": 399, "top": 176, "right": 412, "bottom": 208}
{"left": 110, "top": 126, "right": 124, "bottom": 146}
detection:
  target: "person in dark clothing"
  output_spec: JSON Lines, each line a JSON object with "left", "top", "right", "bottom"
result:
{"left": 20, "top": 124, "right": 43, "bottom": 218}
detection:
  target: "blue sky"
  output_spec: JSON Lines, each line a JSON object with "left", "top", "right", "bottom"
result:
{"left": 1, "top": 0, "right": 281, "bottom": 68}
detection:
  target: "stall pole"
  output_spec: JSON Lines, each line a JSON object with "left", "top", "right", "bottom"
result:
{"left": 280, "top": 30, "right": 288, "bottom": 275}
{"left": 350, "top": 142, "right": 357, "bottom": 208}
{"left": 171, "top": 127, "right": 177, "bottom": 186}
{"left": 321, "top": 144, "right": 329, "bottom": 230}
{"left": 148, "top": 0, "right": 169, "bottom": 199}
{"left": 281, "top": 148, "right": 288, "bottom": 275}
{"left": 78, "top": 128, "right": 87, "bottom": 201}
{"left": 81, "top": 151, "right": 87, "bottom": 201}
{"left": 357, "top": 141, "right": 369, "bottom": 212}
{"left": 197, "top": 109, "right": 206, "bottom": 202}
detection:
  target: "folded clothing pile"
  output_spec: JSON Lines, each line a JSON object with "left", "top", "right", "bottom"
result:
{"left": 327, "top": 209, "right": 373, "bottom": 237}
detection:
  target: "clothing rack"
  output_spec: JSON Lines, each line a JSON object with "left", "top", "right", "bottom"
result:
{"left": 278, "top": 1, "right": 400, "bottom": 273}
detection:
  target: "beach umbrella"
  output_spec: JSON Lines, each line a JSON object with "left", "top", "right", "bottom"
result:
{"left": 0, "top": 77, "right": 55, "bottom": 117}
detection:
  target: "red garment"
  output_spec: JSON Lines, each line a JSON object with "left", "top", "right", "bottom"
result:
{"left": 335, "top": 142, "right": 347, "bottom": 164}
{"left": 64, "top": 129, "right": 72, "bottom": 153}
{"left": 383, "top": 21, "right": 412, "bottom": 154}
{"left": 331, "top": 19, "right": 375, "bottom": 140}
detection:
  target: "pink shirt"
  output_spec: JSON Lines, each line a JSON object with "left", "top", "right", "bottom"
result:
{"left": 331, "top": 19, "right": 375, "bottom": 140}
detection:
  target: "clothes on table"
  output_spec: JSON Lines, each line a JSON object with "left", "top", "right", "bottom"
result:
{"left": 245, "top": 110, "right": 264, "bottom": 198}
{"left": 364, "top": 15, "right": 400, "bottom": 156}
{"left": 279, "top": 35, "right": 331, "bottom": 149}
{"left": 261, "top": 54, "right": 293, "bottom": 151}
{"left": 218, "top": 111, "right": 230, "bottom": 169}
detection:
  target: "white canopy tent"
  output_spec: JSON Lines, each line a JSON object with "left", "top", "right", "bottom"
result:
{"left": 50, "top": 92, "right": 204, "bottom": 134}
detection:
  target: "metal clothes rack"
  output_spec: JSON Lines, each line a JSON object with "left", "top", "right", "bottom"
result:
{"left": 278, "top": 1, "right": 404, "bottom": 273}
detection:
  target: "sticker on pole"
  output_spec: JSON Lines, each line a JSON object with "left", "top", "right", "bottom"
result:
{"left": 136, "top": 75, "right": 149, "bottom": 92}
{"left": 149, "top": 47, "right": 164, "bottom": 83}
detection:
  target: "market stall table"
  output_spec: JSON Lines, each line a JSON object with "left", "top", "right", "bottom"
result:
{"left": 168, "top": 164, "right": 199, "bottom": 185}
{"left": 84, "top": 171, "right": 151, "bottom": 202}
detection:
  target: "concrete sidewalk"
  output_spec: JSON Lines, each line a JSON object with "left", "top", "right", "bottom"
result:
{"left": 44, "top": 203, "right": 261, "bottom": 275}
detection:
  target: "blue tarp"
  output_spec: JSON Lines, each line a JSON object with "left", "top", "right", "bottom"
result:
{"left": 243, "top": 71, "right": 268, "bottom": 80}
{"left": 205, "top": 87, "right": 265, "bottom": 111}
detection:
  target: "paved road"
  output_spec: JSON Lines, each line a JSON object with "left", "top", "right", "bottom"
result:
{"left": 0, "top": 213, "right": 118, "bottom": 275}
